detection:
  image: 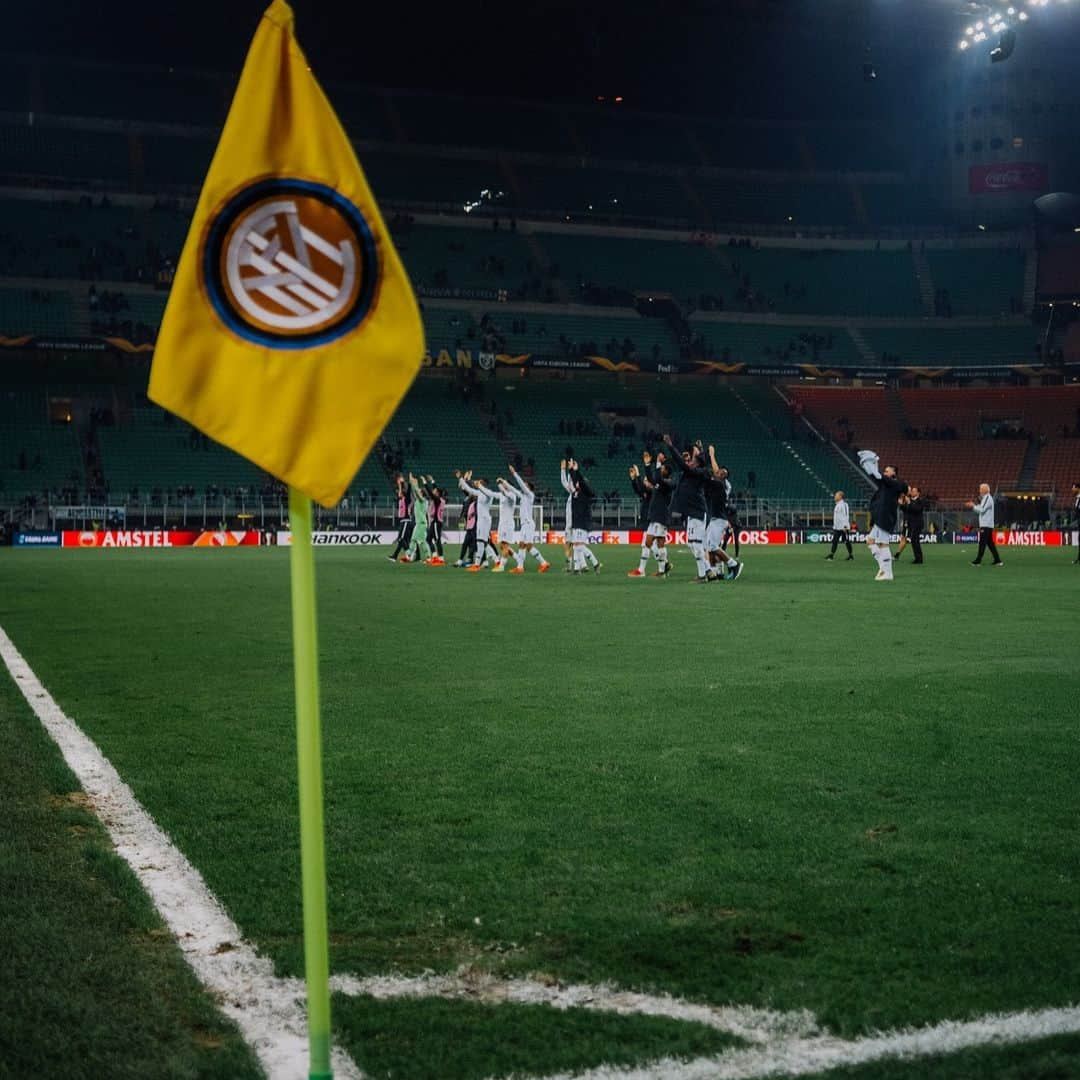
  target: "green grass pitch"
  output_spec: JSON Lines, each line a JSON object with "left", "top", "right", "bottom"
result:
{"left": 1, "top": 543, "right": 1078, "bottom": 1078}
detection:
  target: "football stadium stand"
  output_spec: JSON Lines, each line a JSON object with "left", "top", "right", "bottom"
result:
{"left": 0, "top": 389, "right": 84, "bottom": 499}
{"left": 788, "top": 385, "right": 1080, "bottom": 507}
{"left": 95, "top": 406, "right": 265, "bottom": 498}
{"left": 858, "top": 324, "right": 1038, "bottom": 369}
{"left": 0, "top": 57, "right": 1075, "bottom": 522}
{"left": 0, "top": 286, "right": 75, "bottom": 337}
{"left": 924, "top": 249, "right": 1026, "bottom": 318}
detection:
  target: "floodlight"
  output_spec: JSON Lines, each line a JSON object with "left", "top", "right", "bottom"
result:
{"left": 959, "top": 38, "right": 970, "bottom": 47}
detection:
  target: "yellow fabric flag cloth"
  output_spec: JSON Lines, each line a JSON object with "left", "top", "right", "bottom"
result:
{"left": 149, "top": 0, "right": 423, "bottom": 507}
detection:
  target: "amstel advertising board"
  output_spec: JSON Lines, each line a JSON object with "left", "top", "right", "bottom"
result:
{"left": 61, "top": 530, "right": 261, "bottom": 548}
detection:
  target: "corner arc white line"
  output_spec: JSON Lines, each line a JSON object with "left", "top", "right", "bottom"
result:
{"left": 330, "top": 972, "right": 814, "bottom": 1045}
{"left": 331, "top": 971, "right": 1080, "bottom": 1080}
{"left": 502, "top": 1005, "right": 1080, "bottom": 1080}
{"left": 0, "top": 624, "right": 363, "bottom": 1080}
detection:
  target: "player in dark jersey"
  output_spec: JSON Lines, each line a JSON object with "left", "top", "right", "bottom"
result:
{"left": 628, "top": 453, "right": 675, "bottom": 577}
{"left": 704, "top": 446, "right": 744, "bottom": 582}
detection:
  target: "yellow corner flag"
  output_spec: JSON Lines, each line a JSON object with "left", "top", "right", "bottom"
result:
{"left": 149, "top": 0, "right": 424, "bottom": 507}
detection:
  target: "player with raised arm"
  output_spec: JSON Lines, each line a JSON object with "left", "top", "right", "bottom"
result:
{"left": 423, "top": 476, "right": 446, "bottom": 565}
{"left": 559, "top": 458, "right": 575, "bottom": 572}
{"left": 508, "top": 464, "right": 550, "bottom": 573}
{"left": 705, "top": 445, "right": 743, "bottom": 581}
{"left": 629, "top": 450, "right": 652, "bottom": 529}
{"left": 387, "top": 473, "right": 412, "bottom": 563}
{"left": 858, "top": 450, "right": 908, "bottom": 581}
{"left": 492, "top": 477, "right": 521, "bottom": 572}
{"left": 721, "top": 473, "right": 741, "bottom": 559}
{"left": 562, "top": 458, "right": 600, "bottom": 573}
{"left": 662, "top": 434, "right": 713, "bottom": 582}
{"left": 403, "top": 473, "right": 431, "bottom": 564}
{"left": 454, "top": 487, "right": 477, "bottom": 568}
{"left": 457, "top": 470, "right": 498, "bottom": 572}
{"left": 567, "top": 462, "right": 600, "bottom": 573}
{"left": 628, "top": 450, "right": 674, "bottom": 577}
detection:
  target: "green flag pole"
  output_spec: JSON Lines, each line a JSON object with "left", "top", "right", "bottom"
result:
{"left": 288, "top": 485, "right": 333, "bottom": 1080}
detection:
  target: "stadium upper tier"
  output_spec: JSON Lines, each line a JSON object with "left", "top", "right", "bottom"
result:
{"left": 0, "top": 198, "right": 1033, "bottom": 362}
{"left": 0, "top": 117, "right": 942, "bottom": 231}
{"left": 0, "top": 55, "right": 905, "bottom": 174}
{"left": 0, "top": 42, "right": 961, "bottom": 237}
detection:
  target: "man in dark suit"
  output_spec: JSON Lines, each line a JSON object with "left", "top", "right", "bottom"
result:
{"left": 896, "top": 485, "right": 926, "bottom": 565}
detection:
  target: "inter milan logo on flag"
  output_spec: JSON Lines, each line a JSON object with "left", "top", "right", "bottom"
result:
{"left": 149, "top": 0, "right": 422, "bottom": 507}
{"left": 202, "top": 178, "right": 379, "bottom": 348}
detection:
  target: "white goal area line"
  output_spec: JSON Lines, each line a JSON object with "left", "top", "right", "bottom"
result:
{"left": 3, "top": 621, "right": 1077, "bottom": 1080}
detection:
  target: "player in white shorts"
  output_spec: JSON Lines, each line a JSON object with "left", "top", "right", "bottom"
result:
{"left": 704, "top": 446, "right": 743, "bottom": 581}
{"left": 560, "top": 457, "right": 599, "bottom": 572}
{"left": 457, "top": 471, "right": 498, "bottom": 571}
{"left": 560, "top": 458, "right": 575, "bottom": 571}
{"left": 858, "top": 450, "right": 908, "bottom": 581}
{"left": 492, "top": 478, "right": 521, "bottom": 572}
{"left": 508, "top": 464, "right": 549, "bottom": 573}
{"left": 628, "top": 453, "right": 674, "bottom": 577}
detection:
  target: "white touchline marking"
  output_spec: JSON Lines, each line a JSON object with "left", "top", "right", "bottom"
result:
{"left": 0, "top": 625, "right": 363, "bottom": 1080}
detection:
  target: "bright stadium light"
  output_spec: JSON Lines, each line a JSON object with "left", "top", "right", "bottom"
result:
{"left": 954, "top": 0, "right": 1074, "bottom": 62}
{"left": 959, "top": 37, "right": 970, "bottom": 47}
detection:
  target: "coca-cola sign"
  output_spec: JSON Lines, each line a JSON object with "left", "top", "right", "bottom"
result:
{"left": 969, "top": 162, "right": 1048, "bottom": 194}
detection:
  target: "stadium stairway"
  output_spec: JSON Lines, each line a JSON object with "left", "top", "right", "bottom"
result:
{"left": 1016, "top": 440, "right": 1042, "bottom": 491}
{"left": 1022, "top": 250, "right": 1038, "bottom": 312}
{"left": 845, "top": 325, "right": 877, "bottom": 364}
{"left": 885, "top": 387, "right": 910, "bottom": 437}
{"left": 911, "top": 247, "right": 936, "bottom": 317}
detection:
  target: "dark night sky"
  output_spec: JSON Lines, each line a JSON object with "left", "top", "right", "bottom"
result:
{"left": 2, "top": 0, "right": 967, "bottom": 117}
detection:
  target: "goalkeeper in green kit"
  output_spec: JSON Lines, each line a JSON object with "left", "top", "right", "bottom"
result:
{"left": 405, "top": 473, "right": 431, "bottom": 563}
